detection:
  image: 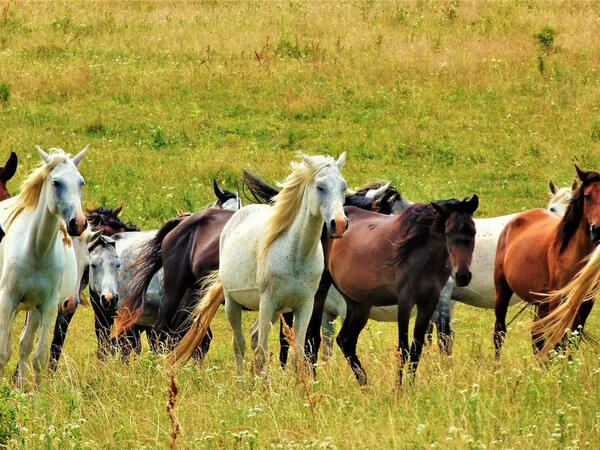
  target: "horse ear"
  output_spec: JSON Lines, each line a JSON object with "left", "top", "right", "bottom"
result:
{"left": 87, "top": 228, "right": 103, "bottom": 245}
{"left": 365, "top": 181, "right": 391, "bottom": 200}
{"left": 113, "top": 204, "right": 123, "bottom": 216}
{"left": 549, "top": 180, "right": 558, "bottom": 194}
{"left": 575, "top": 164, "right": 591, "bottom": 183}
{"left": 36, "top": 145, "right": 50, "bottom": 163}
{"left": 213, "top": 179, "right": 226, "bottom": 200}
{"left": 430, "top": 202, "right": 448, "bottom": 217}
{"left": 71, "top": 144, "right": 89, "bottom": 167}
{"left": 0, "top": 152, "right": 17, "bottom": 183}
{"left": 464, "top": 194, "right": 479, "bottom": 214}
{"left": 572, "top": 179, "right": 579, "bottom": 191}
{"left": 336, "top": 152, "right": 347, "bottom": 169}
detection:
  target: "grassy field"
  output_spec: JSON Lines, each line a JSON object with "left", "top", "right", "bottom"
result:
{"left": 1, "top": 0, "right": 600, "bottom": 448}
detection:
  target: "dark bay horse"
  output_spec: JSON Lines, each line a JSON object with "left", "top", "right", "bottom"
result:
{"left": 324, "top": 198, "right": 478, "bottom": 385}
{"left": 494, "top": 165, "right": 600, "bottom": 356}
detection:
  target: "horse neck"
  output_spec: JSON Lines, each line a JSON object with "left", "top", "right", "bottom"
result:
{"left": 567, "top": 212, "right": 594, "bottom": 258}
{"left": 27, "top": 182, "right": 61, "bottom": 257}
{"left": 284, "top": 188, "right": 324, "bottom": 261}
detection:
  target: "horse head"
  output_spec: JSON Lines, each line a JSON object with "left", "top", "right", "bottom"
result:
{"left": 89, "top": 236, "right": 121, "bottom": 314}
{"left": 36, "top": 145, "right": 88, "bottom": 236}
{"left": 574, "top": 165, "right": 600, "bottom": 243}
{"left": 431, "top": 195, "right": 478, "bottom": 287}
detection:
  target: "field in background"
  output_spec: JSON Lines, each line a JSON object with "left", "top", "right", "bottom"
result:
{"left": 1, "top": 1, "right": 600, "bottom": 448}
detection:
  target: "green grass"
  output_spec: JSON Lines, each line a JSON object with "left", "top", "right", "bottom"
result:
{"left": 0, "top": 1, "right": 600, "bottom": 448}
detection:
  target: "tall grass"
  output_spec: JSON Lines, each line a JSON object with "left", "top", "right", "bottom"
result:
{"left": 0, "top": 1, "right": 599, "bottom": 447}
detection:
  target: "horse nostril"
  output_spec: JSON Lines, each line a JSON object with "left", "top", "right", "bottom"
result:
{"left": 329, "top": 219, "right": 336, "bottom": 232}
{"left": 345, "top": 219, "right": 349, "bottom": 230}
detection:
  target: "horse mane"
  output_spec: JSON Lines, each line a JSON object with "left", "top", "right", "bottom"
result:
{"left": 556, "top": 174, "right": 600, "bottom": 253}
{"left": 390, "top": 203, "right": 439, "bottom": 265}
{"left": 242, "top": 169, "right": 278, "bottom": 205}
{"left": 86, "top": 206, "right": 140, "bottom": 232}
{"left": 390, "top": 199, "right": 465, "bottom": 265}
{"left": 548, "top": 186, "right": 571, "bottom": 207}
{"left": 4, "top": 149, "right": 69, "bottom": 230}
{"left": 262, "top": 154, "right": 337, "bottom": 255}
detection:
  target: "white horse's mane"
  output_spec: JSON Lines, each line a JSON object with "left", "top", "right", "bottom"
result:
{"left": 262, "top": 153, "right": 337, "bottom": 255}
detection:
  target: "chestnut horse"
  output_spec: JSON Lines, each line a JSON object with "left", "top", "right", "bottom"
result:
{"left": 325, "top": 197, "right": 478, "bottom": 385}
{"left": 493, "top": 165, "right": 600, "bottom": 356}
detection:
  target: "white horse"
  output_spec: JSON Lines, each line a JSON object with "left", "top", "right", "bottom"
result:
{"left": 0, "top": 146, "right": 88, "bottom": 387}
{"left": 320, "top": 179, "right": 577, "bottom": 356}
{"left": 169, "top": 153, "right": 348, "bottom": 375}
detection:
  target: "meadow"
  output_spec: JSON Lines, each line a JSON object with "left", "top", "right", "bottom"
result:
{"left": 0, "top": 0, "right": 600, "bottom": 448}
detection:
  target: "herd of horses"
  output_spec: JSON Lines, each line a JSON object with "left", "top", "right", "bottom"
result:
{"left": 0, "top": 146, "right": 597, "bottom": 389}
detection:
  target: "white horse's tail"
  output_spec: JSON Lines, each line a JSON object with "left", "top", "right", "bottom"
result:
{"left": 531, "top": 245, "right": 600, "bottom": 355}
{"left": 166, "top": 271, "right": 223, "bottom": 368}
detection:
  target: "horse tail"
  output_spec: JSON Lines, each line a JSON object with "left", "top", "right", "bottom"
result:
{"left": 531, "top": 245, "right": 600, "bottom": 355}
{"left": 241, "top": 169, "right": 279, "bottom": 205}
{"left": 167, "top": 270, "right": 223, "bottom": 368}
{"left": 112, "top": 215, "right": 186, "bottom": 336}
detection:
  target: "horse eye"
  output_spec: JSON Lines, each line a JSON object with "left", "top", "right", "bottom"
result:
{"left": 52, "top": 180, "right": 60, "bottom": 187}
{"left": 90, "top": 263, "right": 98, "bottom": 269}
{"left": 316, "top": 186, "right": 324, "bottom": 192}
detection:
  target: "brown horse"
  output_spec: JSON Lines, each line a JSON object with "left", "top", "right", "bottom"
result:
{"left": 0, "top": 152, "right": 17, "bottom": 202}
{"left": 493, "top": 165, "right": 600, "bottom": 356}
{"left": 323, "top": 197, "right": 478, "bottom": 386}
{"left": 86, "top": 205, "right": 140, "bottom": 236}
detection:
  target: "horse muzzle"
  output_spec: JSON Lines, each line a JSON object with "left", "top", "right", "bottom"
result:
{"left": 101, "top": 291, "right": 119, "bottom": 313}
{"left": 327, "top": 217, "right": 348, "bottom": 239}
{"left": 67, "top": 216, "right": 87, "bottom": 236}
{"left": 454, "top": 269, "right": 472, "bottom": 287}
{"left": 59, "top": 296, "right": 79, "bottom": 314}
{"left": 590, "top": 225, "right": 600, "bottom": 244}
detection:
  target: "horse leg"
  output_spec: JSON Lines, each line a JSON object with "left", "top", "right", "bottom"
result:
{"left": 156, "top": 264, "right": 193, "bottom": 334}
{"left": 32, "top": 302, "right": 58, "bottom": 387}
{"left": 278, "top": 311, "right": 294, "bottom": 368}
{"left": 493, "top": 275, "right": 513, "bottom": 359}
{"left": 49, "top": 310, "right": 75, "bottom": 371}
{"left": 336, "top": 298, "right": 371, "bottom": 385}
{"left": 120, "top": 326, "right": 142, "bottom": 363}
{"left": 0, "top": 295, "right": 18, "bottom": 378}
{"left": 225, "top": 297, "right": 245, "bottom": 377}
{"left": 192, "top": 327, "right": 213, "bottom": 364}
{"left": 91, "top": 297, "right": 113, "bottom": 361}
{"left": 435, "top": 279, "right": 456, "bottom": 355}
{"left": 305, "top": 272, "right": 333, "bottom": 369}
{"left": 15, "top": 311, "right": 41, "bottom": 389}
{"left": 254, "top": 295, "right": 277, "bottom": 378}
{"left": 396, "top": 297, "right": 413, "bottom": 387}
{"left": 321, "top": 310, "right": 337, "bottom": 361}
{"left": 570, "top": 300, "right": 595, "bottom": 348}
{"left": 290, "top": 298, "right": 314, "bottom": 372}
{"left": 408, "top": 297, "right": 439, "bottom": 382}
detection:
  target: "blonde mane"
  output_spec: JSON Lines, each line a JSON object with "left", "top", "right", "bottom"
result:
{"left": 549, "top": 186, "right": 571, "bottom": 206}
{"left": 4, "top": 149, "right": 69, "bottom": 230}
{"left": 261, "top": 154, "right": 337, "bottom": 255}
